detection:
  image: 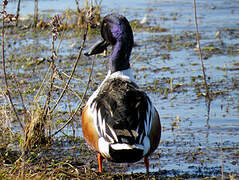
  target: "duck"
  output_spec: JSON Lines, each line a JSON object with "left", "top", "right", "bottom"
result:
{"left": 81, "top": 13, "right": 161, "bottom": 173}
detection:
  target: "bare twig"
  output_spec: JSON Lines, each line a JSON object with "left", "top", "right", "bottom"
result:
{"left": 53, "top": 84, "right": 81, "bottom": 100}
{"left": 193, "top": 0, "right": 210, "bottom": 98}
{"left": 33, "top": 15, "right": 64, "bottom": 103}
{"left": 12, "top": 75, "right": 28, "bottom": 117}
{"left": 51, "top": 57, "right": 94, "bottom": 137}
{"left": 50, "top": 24, "right": 88, "bottom": 114}
{"left": 61, "top": 71, "right": 87, "bottom": 86}
{"left": 34, "top": 64, "right": 51, "bottom": 102}
{"left": 43, "top": 14, "right": 62, "bottom": 126}
{"left": 1, "top": 0, "right": 23, "bottom": 129}
{"left": 50, "top": 14, "right": 62, "bottom": 58}
{"left": 66, "top": 91, "right": 75, "bottom": 136}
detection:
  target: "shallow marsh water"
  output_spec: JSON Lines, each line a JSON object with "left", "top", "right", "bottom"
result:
{"left": 1, "top": 0, "right": 239, "bottom": 178}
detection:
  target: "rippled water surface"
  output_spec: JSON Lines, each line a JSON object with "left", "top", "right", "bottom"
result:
{"left": 2, "top": 0, "right": 239, "bottom": 177}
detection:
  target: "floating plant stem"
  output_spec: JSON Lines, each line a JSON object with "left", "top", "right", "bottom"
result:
{"left": 193, "top": 0, "right": 210, "bottom": 98}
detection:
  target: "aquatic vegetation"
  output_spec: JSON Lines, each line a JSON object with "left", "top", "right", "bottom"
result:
{"left": 130, "top": 19, "right": 168, "bottom": 33}
{"left": 0, "top": 0, "right": 238, "bottom": 179}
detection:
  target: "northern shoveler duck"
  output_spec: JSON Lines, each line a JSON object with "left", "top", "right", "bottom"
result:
{"left": 81, "top": 13, "right": 161, "bottom": 173}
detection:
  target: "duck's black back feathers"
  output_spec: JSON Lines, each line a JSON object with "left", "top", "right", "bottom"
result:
{"left": 92, "top": 78, "right": 151, "bottom": 145}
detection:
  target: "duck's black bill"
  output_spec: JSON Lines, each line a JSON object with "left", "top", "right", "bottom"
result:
{"left": 84, "top": 40, "right": 109, "bottom": 56}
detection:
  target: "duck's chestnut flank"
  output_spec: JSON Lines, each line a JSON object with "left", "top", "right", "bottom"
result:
{"left": 82, "top": 13, "right": 161, "bottom": 173}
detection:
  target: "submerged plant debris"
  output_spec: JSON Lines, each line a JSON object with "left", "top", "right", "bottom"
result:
{"left": 0, "top": 0, "right": 239, "bottom": 179}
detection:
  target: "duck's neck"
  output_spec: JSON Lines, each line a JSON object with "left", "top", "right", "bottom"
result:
{"left": 109, "top": 41, "right": 131, "bottom": 73}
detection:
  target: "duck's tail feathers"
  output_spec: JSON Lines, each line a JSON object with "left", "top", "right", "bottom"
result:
{"left": 108, "top": 143, "right": 144, "bottom": 162}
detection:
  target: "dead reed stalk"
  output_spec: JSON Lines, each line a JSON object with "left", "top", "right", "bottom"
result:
{"left": 193, "top": 0, "right": 210, "bottom": 99}
{"left": 24, "top": 107, "right": 46, "bottom": 150}
{"left": 50, "top": 7, "right": 99, "bottom": 136}
{"left": 12, "top": 75, "right": 28, "bottom": 119}
{"left": 50, "top": 23, "right": 90, "bottom": 137}
{"left": 49, "top": 25, "right": 88, "bottom": 114}
{"left": 52, "top": 50, "right": 94, "bottom": 137}
{"left": 75, "top": 0, "right": 81, "bottom": 14}
{"left": 43, "top": 14, "right": 62, "bottom": 118}
{"left": 33, "top": 0, "right": 38, "bottom": 28}
{"left": 1, "top": 0, "right": 23, "bottom": 129}
{"left": 24, "top": 14, "right": 63, "bottom": 150}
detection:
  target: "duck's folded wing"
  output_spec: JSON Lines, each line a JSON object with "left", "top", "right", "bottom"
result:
{"left": 89, "top": 79, "right": 156, "bottom": 156}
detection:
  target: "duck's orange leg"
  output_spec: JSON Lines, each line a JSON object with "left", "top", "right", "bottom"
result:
{"left": 97, "top": 153, "right": 104, "bottom": 173}
{"left": 144, "top": 156, "right": 149, "bottom": 174}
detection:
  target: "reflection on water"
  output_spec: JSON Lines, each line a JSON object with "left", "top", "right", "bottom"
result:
{"left": 206, "top": 98, "right": 211, "bottom": 144}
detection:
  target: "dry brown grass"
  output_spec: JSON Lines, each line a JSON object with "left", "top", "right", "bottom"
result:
{"left": 0, "top": 0, "right": 101, "bottom": 152}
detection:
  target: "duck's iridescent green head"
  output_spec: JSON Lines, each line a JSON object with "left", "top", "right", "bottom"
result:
{"left": 85, "top": 14, "right": 134, "bottom": 73}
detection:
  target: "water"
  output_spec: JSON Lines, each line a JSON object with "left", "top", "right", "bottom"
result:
{"left": 2, "top": 0, "right": 239, "bottom": 176}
